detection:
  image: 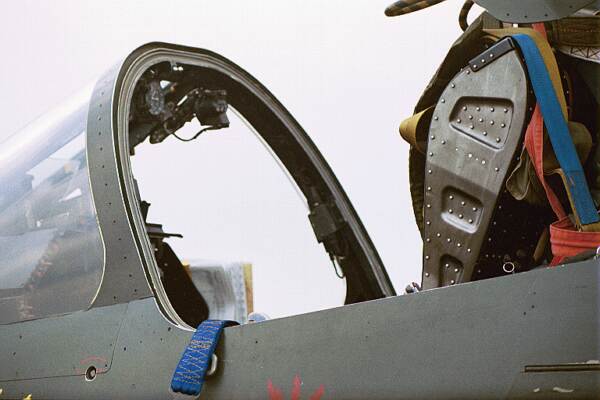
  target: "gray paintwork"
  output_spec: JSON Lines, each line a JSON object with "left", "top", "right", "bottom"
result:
{"left": 0, "top": 298, "right": 192, "bottom": 399}
{"left": 204, "top": 259, "right": 600, "bottom": 399}
{"left": 87, "top": 65, "right": 155, "bottom": 309}
{"left": 474, "top": 0, "right": 597, "bottom": 23}
{"left": 0, "top": 42, "right": 394, "bottom": 398}
{"left": 0, "top": 303, "right": 128, "bottom": 382}
{"left": 1, "top": 259, "right": 598, "bottom": 399}
{"left": 1, "top": 40, "right": 599, "bottom": 399}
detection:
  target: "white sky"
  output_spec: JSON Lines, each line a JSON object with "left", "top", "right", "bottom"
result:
{"left": 0, "top": 0, "right": 476, "bottom": 318}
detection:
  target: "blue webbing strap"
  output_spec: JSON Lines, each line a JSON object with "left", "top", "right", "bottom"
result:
{"left": 171, "top": 319, "right": 236, "bottom": 396}
{"left": 512, "top": 34, "right": 599, "bottom": 226}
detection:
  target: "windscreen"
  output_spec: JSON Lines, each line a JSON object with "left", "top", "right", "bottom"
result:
{"left": 0, "top": 87, "right": 104, "bottom": 324}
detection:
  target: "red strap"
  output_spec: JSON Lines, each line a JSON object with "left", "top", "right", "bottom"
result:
{"left": 532, "top": 23, "right": 547, "bottom": 39}
{"left": 524, "top": 106, "right": 567, "bottom": 220}
{"left": 550, "top": 216, "right": 600, "bottom": 263}
{"left": 524, "top": 22, "right": 566, "bottom": 220}
{"left": 525, "top": 22, "right": 600, "bottom": 264}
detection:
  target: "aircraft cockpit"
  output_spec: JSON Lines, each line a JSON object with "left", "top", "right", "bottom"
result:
{"left": 0, "top": 88, "right": 103, "bottom": 324}
{"left": 2, "top": 3, "right": 600, "bottom": 394}
{"left": 0, "top": 43, "right": 395, "bottom": 331}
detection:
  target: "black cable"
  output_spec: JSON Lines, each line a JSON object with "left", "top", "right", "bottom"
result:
{"left": 330, "top": 257, "right": 345, "bottom": 279}
{"left": 459, "top": 0, "right": 475, "bottom": 31}
{"left": 171, "top": 126, "right": 219, "bottom": 142}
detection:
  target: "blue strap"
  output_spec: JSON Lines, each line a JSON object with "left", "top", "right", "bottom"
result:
{"left": 512, "top": 34, "right": 599, "bottom": 225}
{"left": 171, "top": 319, "right": 235, "bottom": 396}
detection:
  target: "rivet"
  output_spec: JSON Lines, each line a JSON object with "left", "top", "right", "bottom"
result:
{"left": 481, "top": 160, "right": 486, "bottom": 165}
{"left": 428, "top": 169, "right": 432, "bottom": 174}
{"left": 457, "top": 118, "right": 462, "bottom": 123}
{"left": 468, "top": 153, "right": 473, "bottom": 158}
{"left": 457, "top": 243, "right": 462, "bottom": 247}
{"left": 450, "top": 280, "right": 456, "bottom": 284}
{"left": 462, "top": 106, "right": 468, "bottom": 111}
{"left": 481, "top": 58, "right": 486, "bottom": 63}
{"left": 441, "top": 140, "right": 446, "bottom": 145}
{"left": 468, "top": 115, "right": 473, "bottom": 120}
{"left": 489, "top": 53, "right": 494, "bottom": 58}
{"left": 441, "top": 98, "right": 446, "bottom": 103}
{"left": 483, "top": 131, "right": 488, "bottom": 136}
{"left": 449, "top": 195, "right": 454, "bottom": 200}
{"left": 467, "top": 248, "right": 472, "bottom": 253}
{"left": 469, "top": 124, "right": 474, "bottom": 129}
{"left": 445, "top": 263, "right": 450, "bottom": 268}
{"left": 429, "top": 152, "right": 434, "bottom": 156}
{"left": 504, "top": 108, "right": 508, "bottom": 113}
{"left": 448, "top": 209, "right": 453, "bottom": 214}
{"left": 454, "top": 268, "right": 460, "bottom": 273}
{"left": 468, "top": 218, "right": 474, "bottom": 223}
{"left": 495, "top": 137, "right": 501, "bottom": 143}
{"left": 501, "top": 123, "right": 506, "bottom": 128}
{"left": 494, "top": 167, "right": 500, "bottom": 172}
{"left": 447, "top": 238, "right": 452, "bottom": 243}
{"left": 426, "top": 204, "right": 431, "bottom": 208}
{"left": 426, "top": 220, "right": 431, "bottom": 225}
{"left": 451, "top": 83, "right": 456, "bottom": 88}
{"left": 425, "top": 272, "right": 430, "bottom": 277}
{"left": 478, "top": 118, "right": 484, "bottom": 122}
{"left": 459, "top": 214, "right": 464, "bottom": 219}
{"left": 490, "top": 107, "right": 495, "bottom": 112}
{"left": 427, "top": 186, "right": 432, "bottom": 191}
{"left": 466, "top": 70, "right": 471, "bottom": 74}
{"left": 490, "top": 120, "right": 495, "bottom": 125}
{"left": 472, "top": 207, "right": 478, "bottom": 211}
{"left": 476, "top": 106, "right": 481, "bottom": 111}
{"left": 425, "top": 255, "right": 430, "bottom": 260}
{"left": 426, "top": 238, "right": 431, "bottom": 242}
{"left": 436, "top": 233, "right": 441, "bottom": 237}
{"left": 430, "top": 135, "right": 435, "bottom": 140}
{"left": 461, "top": 201, "right": 466, "bottom": 206}
{"left": 434, "top": 116, "right": 439, "bottom": 121}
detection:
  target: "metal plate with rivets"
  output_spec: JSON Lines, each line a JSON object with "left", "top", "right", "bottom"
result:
{"left": 422, "top": 39, "right": 531, "bottom": 289}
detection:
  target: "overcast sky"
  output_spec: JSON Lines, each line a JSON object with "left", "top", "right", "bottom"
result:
{"left": 0, "top": 0, "right": 475, "bottom": 318}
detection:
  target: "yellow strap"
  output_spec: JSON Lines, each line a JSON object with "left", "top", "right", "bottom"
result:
{"left": 398, "top": 106, "right": 434, "bottom": 153}
{"left": 485, "top": 28, "right": 568, "bottom": 119}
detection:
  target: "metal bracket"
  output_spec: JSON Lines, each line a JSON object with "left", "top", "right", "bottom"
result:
{"left": 469, "top": 38, "right": 515, "bottom": 73}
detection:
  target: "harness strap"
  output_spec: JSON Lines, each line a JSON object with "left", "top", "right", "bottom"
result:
{"left": 522, "top": 23, "right": 567, "bottom": 220}
{"left": 486, "top": 28, "right": 568, "bottom": 117}
{"left": 504, "top": 25, "right": 600, "bottom": 263}
{"left": 524, "top": 106, "right": 567, "bottom": 220}
{"left": 171, "top": 319, "right": 237, "bottom": 396}
{"left": 512, "top": 33, "right": 600, "bottom": 228}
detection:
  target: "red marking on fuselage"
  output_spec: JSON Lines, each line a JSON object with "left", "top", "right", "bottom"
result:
{"left": 310, "top": 384, "right": 325, "bottom": 400}
{"left": 290, "top": 375, "right": 301, "bottom": 400}
{"left": 267, "top": 379, "right": 284, "bottom": 400}
{"left": 267, "top": 376, "right": 325, "bottom": 400}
